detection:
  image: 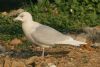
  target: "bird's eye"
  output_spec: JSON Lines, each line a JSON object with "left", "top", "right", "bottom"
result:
{"left": 20, "top": 15, "right": 24, "bottom": 17}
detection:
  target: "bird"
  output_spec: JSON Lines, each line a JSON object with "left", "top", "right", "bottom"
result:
{"left": 14, "top": 12, "right": 87, "bottom": 56}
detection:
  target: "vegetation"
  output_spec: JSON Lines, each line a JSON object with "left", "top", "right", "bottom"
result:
{"left": 0, "top": 0, "right": 100, "bottom": 40}
{"left": 0, "top": 15, "right": 23, "bottom": 40}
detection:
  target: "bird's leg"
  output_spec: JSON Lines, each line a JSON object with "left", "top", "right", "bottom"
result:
{"left": 42, "top": 48, "right": 45, "bottom": 57}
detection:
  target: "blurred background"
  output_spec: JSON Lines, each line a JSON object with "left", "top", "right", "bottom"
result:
{"left": 0, "top": 0, "right": 100, "bottom": 40}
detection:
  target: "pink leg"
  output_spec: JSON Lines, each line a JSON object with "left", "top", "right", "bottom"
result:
{"left": 42, "top": 48, "right": 45, "bottom": 57}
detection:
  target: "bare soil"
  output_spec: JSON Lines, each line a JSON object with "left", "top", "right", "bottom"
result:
{"left": 0, "top": 44, "right": 100, "bottom": 67}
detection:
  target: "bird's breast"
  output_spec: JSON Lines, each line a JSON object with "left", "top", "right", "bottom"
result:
{"left": 22, "top": 22, "right": 41, "bottom": 43}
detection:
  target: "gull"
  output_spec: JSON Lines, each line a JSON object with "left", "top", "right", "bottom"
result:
{"left": 14, "top": 12, "right": 87, "bottom": 56}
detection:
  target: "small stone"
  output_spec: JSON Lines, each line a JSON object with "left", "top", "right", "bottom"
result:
{"left": 48, "top": 63, "right": 56, "bottom": 67}
{"left": 1, "top": 12, "right": 8, "bottom": 16}
{"left": 10, "top": 38, "right": 23, "bottom": 46}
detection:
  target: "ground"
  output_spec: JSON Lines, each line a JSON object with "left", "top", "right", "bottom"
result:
{"left": 0, "top": 41, "right": 100, "bottom": 67}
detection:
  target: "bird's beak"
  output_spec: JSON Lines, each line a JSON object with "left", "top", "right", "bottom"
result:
{"left": 13, "top": 18, "right": 18, "bottom": 21}
{"left": 13, "top": 17, "right": 20, "bottom": 21}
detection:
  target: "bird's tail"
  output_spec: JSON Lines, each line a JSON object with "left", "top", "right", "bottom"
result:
{"left": 57, "top": 38, "right": 87, "bottom": 46}
{"left": 69, "top": 39, "right": 87, "bottom": 46}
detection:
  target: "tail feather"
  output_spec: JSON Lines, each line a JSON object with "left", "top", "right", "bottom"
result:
{"left": 57, "top": 38, "right": 87, "bottom": 46}
{"left": 70, "top": 40, "right": 87, "bottom": 46}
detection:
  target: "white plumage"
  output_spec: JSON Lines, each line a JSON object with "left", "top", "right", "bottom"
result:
{"left": 14, "top": 12, "right": 87, "bottom": 56}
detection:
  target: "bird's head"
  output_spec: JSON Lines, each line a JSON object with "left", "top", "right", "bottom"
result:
{"left": 14, "top": 12, "right": 33, "bottom": 23}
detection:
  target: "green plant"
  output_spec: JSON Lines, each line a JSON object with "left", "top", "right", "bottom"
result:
{"left": 0, "top": 15, "right": 23, "bottom": 40}
{"left": 24, "top": 0, "right": 100, "bottom": 31}
{"left": 0, "top": 0, "right": 100, "bottom": 40}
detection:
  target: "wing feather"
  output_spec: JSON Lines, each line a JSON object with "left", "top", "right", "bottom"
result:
{"left": 31, "top": 25, "right": 67, "bottom": 45}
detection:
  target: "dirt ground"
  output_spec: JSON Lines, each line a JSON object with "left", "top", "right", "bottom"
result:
{"left": 0, "top": 44, "right": 100, "bottom": 67}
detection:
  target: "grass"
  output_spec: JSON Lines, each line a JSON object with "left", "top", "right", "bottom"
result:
{"left": 0, "top": 0, "right": 100, "bottom": 41}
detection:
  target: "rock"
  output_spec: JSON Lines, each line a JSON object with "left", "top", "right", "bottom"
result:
{"left": 1, "top": 12, "right": 8, "bottom": 16}
{"left": 4, "top": 57, "right": 12, "bottom": 67}
{"left": 11, "top": 60, "right": 26, "bottom": 67}
{"left": 94, "top": 26, "right": 100, "bottom": 33}
{"left": 83, "top": 27, "right": 94, "bottom": 35}
{"left": 83, "top": 26, "right": 100, "bottom": 46}
{"left": 93, "top": 43, "right": 100, "bottom": 47}
{"left": 48, "top": 63, "right": 56, "bottom": 67}
{"left": 83, "top": 26, "right": 100, "bottom": 40}
{"left": 4, "top": 56, "right": 26, "bottom": 67}
{"left": 17, "top": 9, "right": 25, "bottom": 14}
{"left": 10, "top": 38, "right": 23, "bottom": 47}
{"left": 0, "top": 58, "right": 4, "bottom": 67}
{"left": 8, "top": 8, "right": 24, "bottom": 17}
{"left": 40, "top": 62, "right": 56, "bottom": 67}
{"left": 0, "top": 64, "right": 3, "bottom": 67}
{"left": 25, "top": 56, "right": 37, "bottom": 65}
{"left": 0, "top": 44, "right": 6, "bottom": 53}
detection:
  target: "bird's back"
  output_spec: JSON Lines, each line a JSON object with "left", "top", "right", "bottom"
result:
{"left": 32, "top": 25, "right": 68, "bottom": 45}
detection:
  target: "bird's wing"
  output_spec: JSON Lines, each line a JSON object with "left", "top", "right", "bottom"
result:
{"left": 31, "top": 25, "right": 68, "bottom": 45}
